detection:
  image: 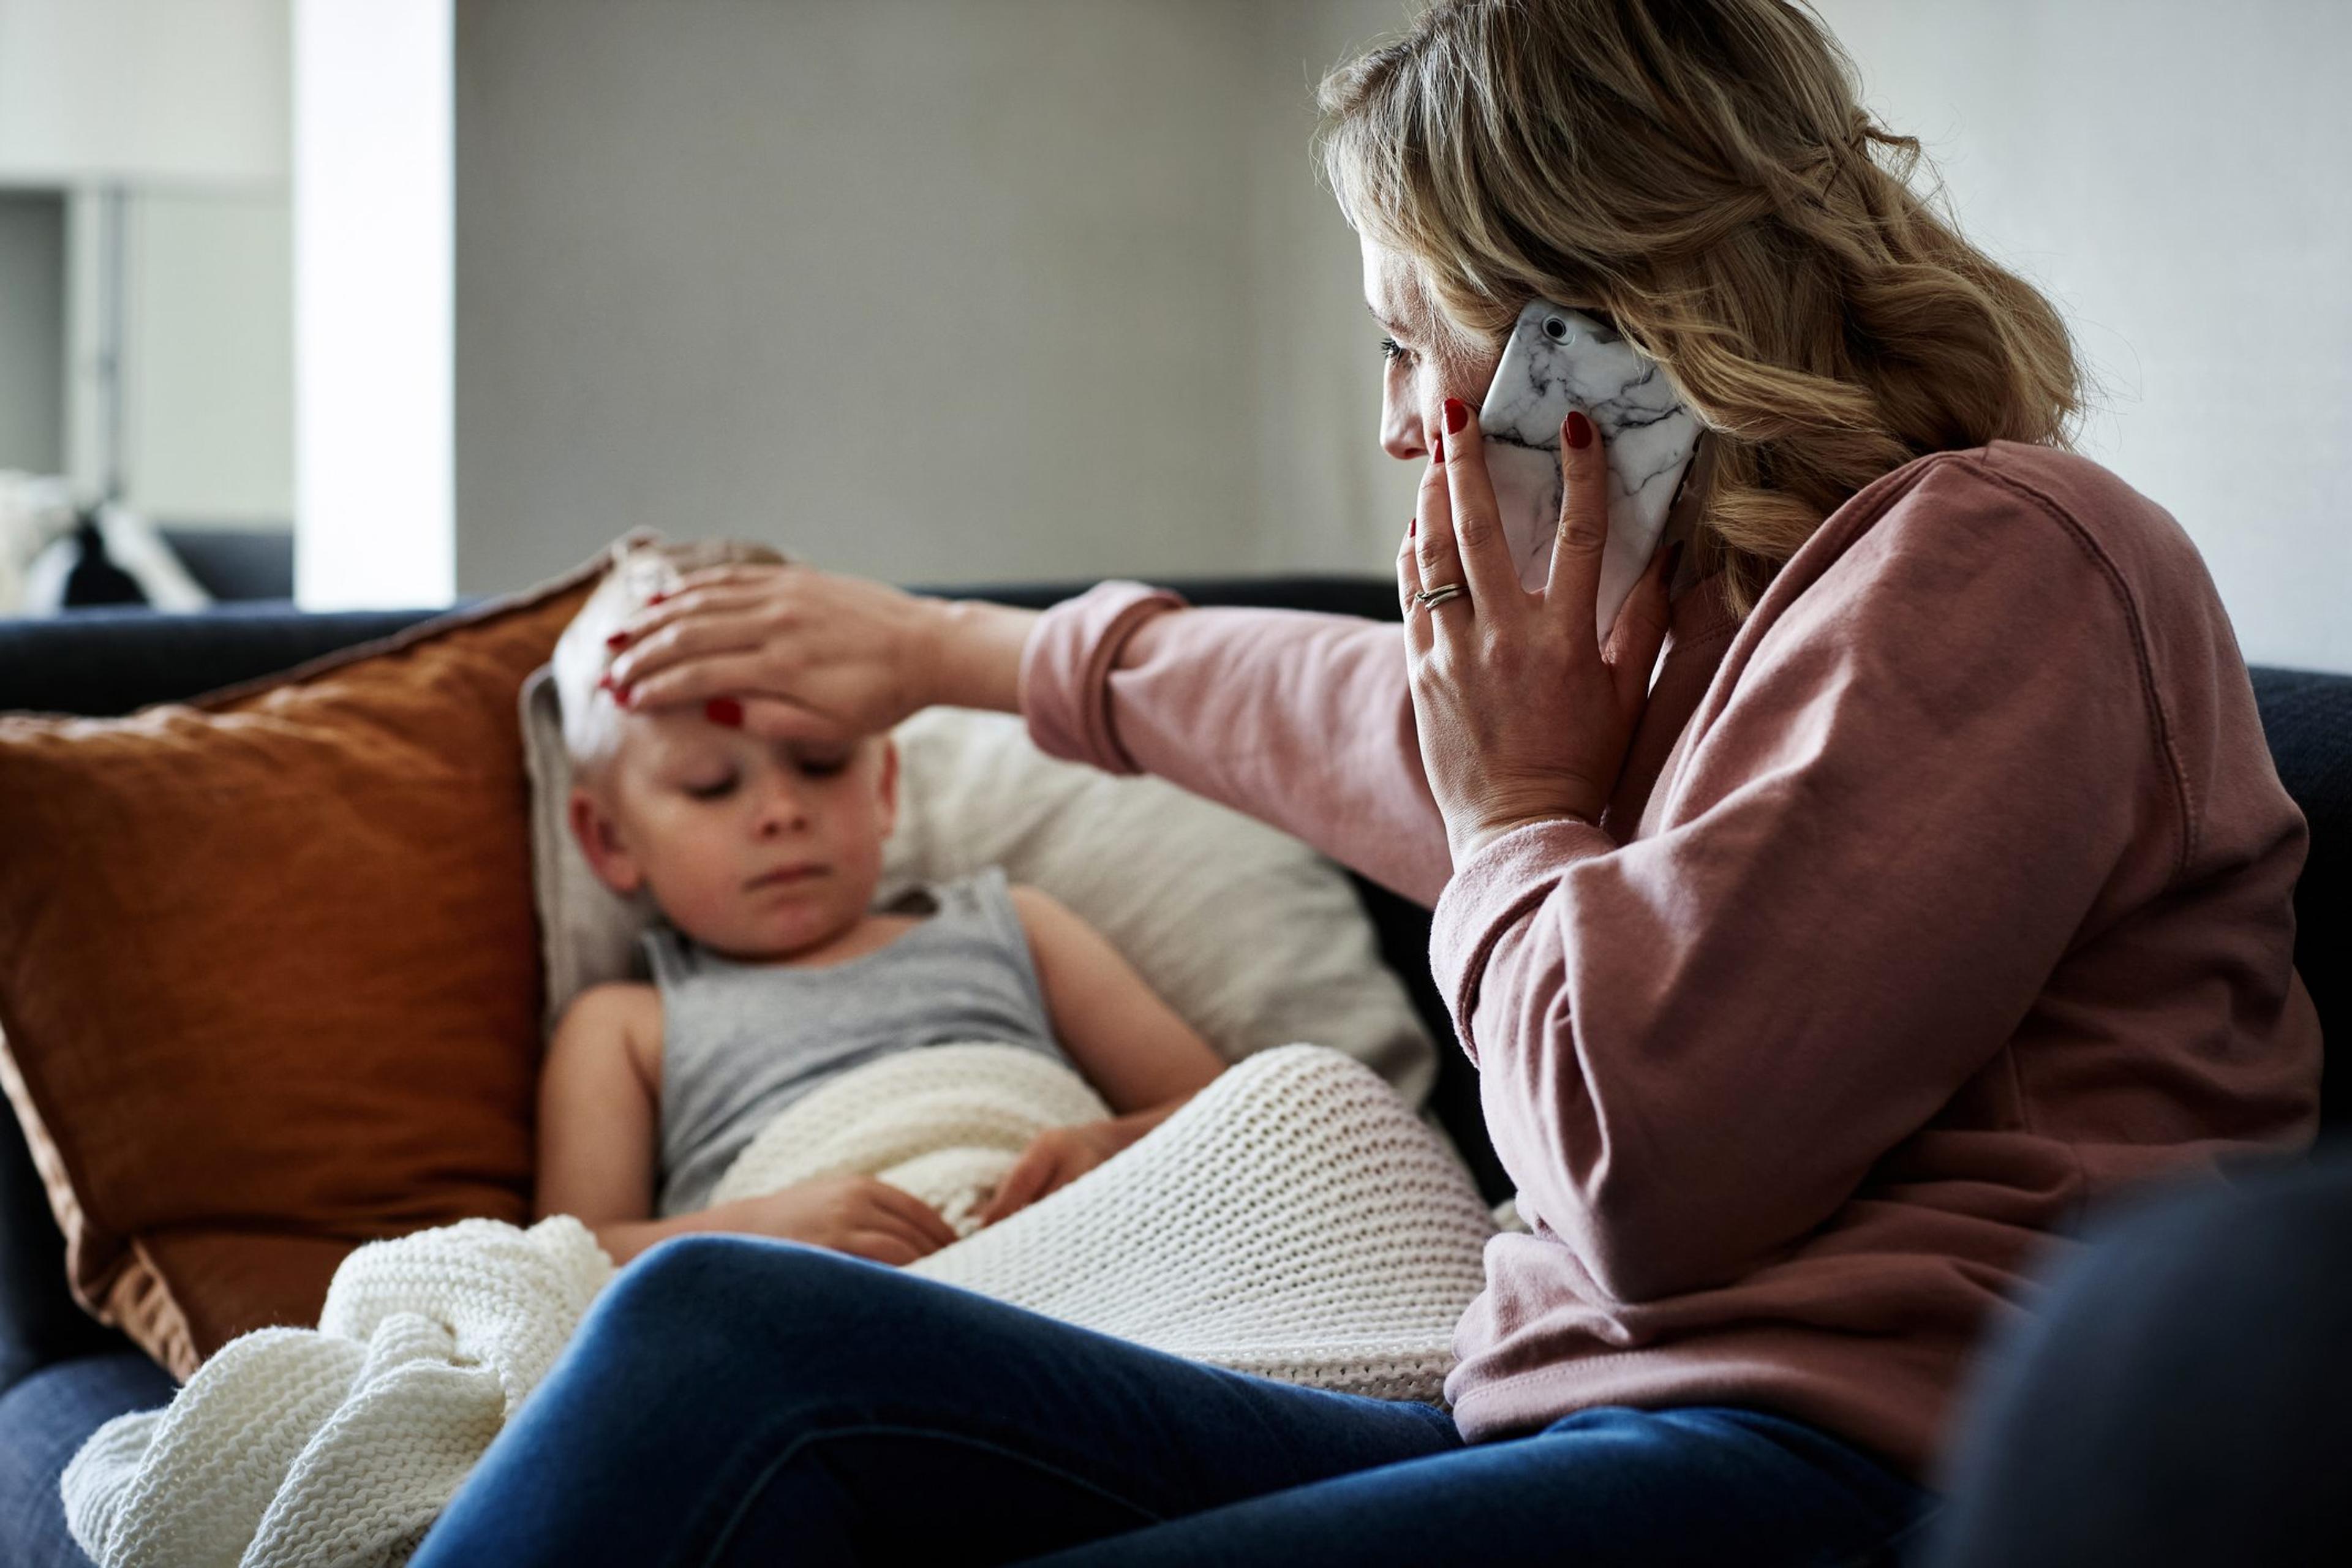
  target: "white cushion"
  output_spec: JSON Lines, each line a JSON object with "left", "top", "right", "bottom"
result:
{"left": 520, "top": 679, "right": 1436, "bottom": 1104}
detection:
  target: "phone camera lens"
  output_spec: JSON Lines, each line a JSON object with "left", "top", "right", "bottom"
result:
{"left": 1542, "top": 317, "right": 1570, "bottom": 341}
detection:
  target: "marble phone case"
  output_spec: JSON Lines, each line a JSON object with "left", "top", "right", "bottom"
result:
{"left": 1479, "top": 300, "right": 1702, "bottom": 637}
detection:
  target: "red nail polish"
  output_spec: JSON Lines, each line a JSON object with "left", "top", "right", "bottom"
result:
{"left": 1432, "top": 430, "right": 1446, "bottom": 463}
{"left": 1444, "top": 397, "right": 1470, "bottom": 434}
{"left": 1409, "top": 516, "right": 1417, "bottom": 538}
{"left": 647, "top": 591, "right": 668, "bottom": 606}
{"left": 704, "top": 696, "right": 744, "bottom": 728}
{"left": 605, "top": 631, "right": 629, "bottom": 650}
{"left": 1565, "top": 410, "right": 1595, "bottom": 450}
{"left": 614, "top": 685, "right": 633, "bottom": 709}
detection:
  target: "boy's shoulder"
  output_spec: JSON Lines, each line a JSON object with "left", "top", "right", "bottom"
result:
{"left": 555, "top": 979, "right": 663, "bottom": 1036}
{"left": 1002, "top": 880, "right": 1072, "bottom": 926}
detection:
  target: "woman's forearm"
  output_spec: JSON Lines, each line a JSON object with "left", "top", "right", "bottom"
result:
{"left": 925, "top": 598, "right": 1041, "bottom": 714}
{"left": 1020, "top": 584, "right": 1457, "bottom": 906}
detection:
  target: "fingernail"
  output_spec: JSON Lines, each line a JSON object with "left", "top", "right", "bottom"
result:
{"left": 647, "top": 591, "right": 668, "bottom": 606}
{"left": 605, "top": 631, "right": 629, "bottom": 650}
{"left": 1443, "top": 397, "right": 1470, "bottom": 434}
{"left": 704, "top": 696, "right": 744, "bottom": 728}
{"left": 614, "top": 684, "right": 634, "bottom": 709}
{"left": 597, "top": 673, "right": 616, "bottom": 693}
{"left": 1432, "top": 429, "right": 1446, "bottom": 463}
{"left": 1565, "top": 410, "right": 1594, "bottom": 451}
{"left": 1409, "top": 516, "right": 1417, "bottom": 538}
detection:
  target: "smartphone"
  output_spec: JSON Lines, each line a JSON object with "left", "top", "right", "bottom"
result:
{"left": 1478, "top": 301, "right": 1703, "bottom": 639}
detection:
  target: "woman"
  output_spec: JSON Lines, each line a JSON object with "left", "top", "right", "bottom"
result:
{"left": 415, "top": 1, "right": 2319, "bottom": 1562}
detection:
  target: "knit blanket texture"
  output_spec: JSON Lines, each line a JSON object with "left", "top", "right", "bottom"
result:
{"left": 62, "top": 1043, "right": 1494, "bottom": 1568}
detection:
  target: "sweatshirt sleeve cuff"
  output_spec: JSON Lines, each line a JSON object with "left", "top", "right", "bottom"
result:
{"left": 1019, "top": 580, "right": 1190, "bottom": 775}
{"left": 1429, "top": 816, "right": 1618, "bottom": 1061}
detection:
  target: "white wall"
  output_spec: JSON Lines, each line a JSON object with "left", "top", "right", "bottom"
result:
{"left": 1812, "top": 0, "right": 2352, "bottom": 673}
{"left": 293, "top": 0, "right": 454, "bottom": 608}
{"left": 120, "top": 190, "right": 293, "bottom": 525}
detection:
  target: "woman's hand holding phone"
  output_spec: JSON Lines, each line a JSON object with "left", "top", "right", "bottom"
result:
{"left": 1400, "top": 395, "right": 1676, "bottom": 867}
{"left": 1477, "top": 301, "right": 1701, "bottom": 630}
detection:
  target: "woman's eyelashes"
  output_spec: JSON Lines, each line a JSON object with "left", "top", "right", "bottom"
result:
{"left": 682, "top": 773, "right": 739, "bottom": 802}
{"left": 1379, "top": 335, "right": 1414, "bottom": 366}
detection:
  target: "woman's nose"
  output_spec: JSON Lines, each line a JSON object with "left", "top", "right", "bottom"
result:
{"left": 1381, "top": 382, "right": 1428, "bottom": 462}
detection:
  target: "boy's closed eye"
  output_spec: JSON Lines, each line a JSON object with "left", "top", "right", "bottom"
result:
{"left": 673, "top": 742, "right": 853, "bottom": 802}
{"left": 785, "top": 745, "right": 851, "bottom": 778}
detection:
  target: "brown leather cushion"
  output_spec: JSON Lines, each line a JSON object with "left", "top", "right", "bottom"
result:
{"left": 0, "top": 563, "right": 601, "bottom": 1377}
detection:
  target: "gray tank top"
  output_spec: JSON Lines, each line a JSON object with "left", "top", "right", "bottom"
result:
{"left": 648, "top": 864, "right": 1065, "bottom": 1217}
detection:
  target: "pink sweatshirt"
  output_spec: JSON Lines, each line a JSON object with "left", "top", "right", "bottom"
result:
{"left": 1019, "top": 442, "right": 2321, "bottom": 1479}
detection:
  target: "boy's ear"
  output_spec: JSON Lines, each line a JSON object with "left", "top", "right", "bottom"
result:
{"left": 874, "top": 736, "right": 900, "bottom": 839}
{"left": 568, "top": 784, "right": 644, "bottom": 896}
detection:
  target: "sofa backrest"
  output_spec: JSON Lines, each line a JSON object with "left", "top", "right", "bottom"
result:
{"left": 2251, "top": 668, "right": 2351, "bottom": 1130}
{"left": 0, "top": 582, "right": 2342, "bottom": 1398}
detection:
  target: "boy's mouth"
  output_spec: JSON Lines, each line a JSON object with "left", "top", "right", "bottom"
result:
{"left": 744, "top": 863, "right": 824, "bottom": 891}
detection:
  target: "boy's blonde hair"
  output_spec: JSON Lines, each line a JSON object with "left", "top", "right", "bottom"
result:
{"left": 552, "top": 538, "right": 788, "bottom": 775}
{"left": 1317, "top": 0, "right": 2087, "bottom": 616}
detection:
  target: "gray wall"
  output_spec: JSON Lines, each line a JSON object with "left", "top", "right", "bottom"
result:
{"left": 454, "top": 0, "right": 2350, "bottom": 671}
{"left": 0, "top": 192, "right": 64, "bottom": 473}
{"left": 454, "top": 0, "right": 1417, "bottom": 597}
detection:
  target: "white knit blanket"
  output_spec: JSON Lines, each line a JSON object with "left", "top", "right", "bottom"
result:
{"left": 707, "top": 1041, "right": 1118, "bottom": 1237}
{"left": 64, "top": 1045, "right": 1494, "bottom": 1568}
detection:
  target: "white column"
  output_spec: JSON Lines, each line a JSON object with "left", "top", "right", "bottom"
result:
{"left": 293, "top": 0, "right": 453, "bottom": 608}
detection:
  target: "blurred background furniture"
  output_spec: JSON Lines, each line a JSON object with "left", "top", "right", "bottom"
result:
{"left": 0, "top": 0, "right": 292, "bottom": 624}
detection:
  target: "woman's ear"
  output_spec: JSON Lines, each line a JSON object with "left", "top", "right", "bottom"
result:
{"left": 568, "top": 784, "right": 645, "bottom": 896}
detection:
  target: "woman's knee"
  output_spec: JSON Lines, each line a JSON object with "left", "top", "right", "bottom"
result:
{"left": 584, "top": 1235, "right": 891, "bottom": 1359}
{"left": 580, "top": 1235, "right": 1015, "bottom": 1384}
{"left": 2058, "top": 1162, "right": 2352, "bottom": 1401}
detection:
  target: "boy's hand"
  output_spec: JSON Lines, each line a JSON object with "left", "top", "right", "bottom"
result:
{"left": 736, "top": 1175, "right": 957, "bottom": 1265}
{"left": 979, "top": 1120, "right": 1143, "bottom": 1228}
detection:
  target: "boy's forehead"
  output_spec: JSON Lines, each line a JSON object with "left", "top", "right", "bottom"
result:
{"left": 615, "top": 709, "right": 878, "bottom": 766}
{"left": 619, "top": 714, "right": 720, "bottom": 761}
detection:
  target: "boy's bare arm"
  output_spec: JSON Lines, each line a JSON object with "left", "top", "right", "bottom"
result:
{"left": 535, "top": 983, "right": 667, "bottom": 1248}
{"left": 537, "top": 982, "right": 957, "bottom": 1267}
{"left": 1008, "top": 884, "right": 1224, "bottom": 1112}
{"left": 982, "top": 886, "right": 1225, "bottom": 1225}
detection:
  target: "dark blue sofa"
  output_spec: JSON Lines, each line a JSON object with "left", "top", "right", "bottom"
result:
{"left": 1, "top": 578, "right": 2343, "bottom": 1565}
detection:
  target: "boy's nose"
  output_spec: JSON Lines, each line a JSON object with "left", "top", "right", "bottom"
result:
{"left": 753, "top": 776, "right": 812, "bottom": 835}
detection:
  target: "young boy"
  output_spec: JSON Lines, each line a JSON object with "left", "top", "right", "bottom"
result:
{"left": 537, "top": 548, "right": 1224, "bottom": 1266}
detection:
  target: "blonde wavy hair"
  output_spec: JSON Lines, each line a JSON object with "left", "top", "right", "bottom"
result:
{"left": 1318, "top": 0, "right": 2086, "bottom": 614}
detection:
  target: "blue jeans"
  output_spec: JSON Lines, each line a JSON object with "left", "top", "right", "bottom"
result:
{"left": 411, "top": 1237, "right": 1926, "bottom": 1566}
{"left": 1921, "top": 1153, "right": 2352, "bottom": 1566}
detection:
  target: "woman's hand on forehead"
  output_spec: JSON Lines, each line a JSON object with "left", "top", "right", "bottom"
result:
{"left": 733, "top": 697, "right": 862, "bottom": 750}
{"left": 601, "top": 561, "right": 943, "bottom": 739}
